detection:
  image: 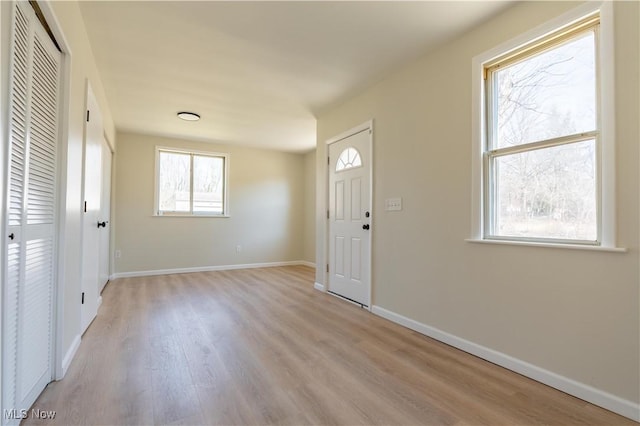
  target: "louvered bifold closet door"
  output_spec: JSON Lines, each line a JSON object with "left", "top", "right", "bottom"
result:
{"left": 2, "top": 1, "right": 61, "bottom": 420}
{"left": 3, "top": 2, "right": 29, "bottom": 419}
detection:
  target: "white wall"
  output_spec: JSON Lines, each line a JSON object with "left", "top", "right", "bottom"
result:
{"left": 303, "top": 150, "right": 316, "bottom": 264}
{"left": 315, "top": 0, "right": 639, "bottom": 415}
{"left": 114, "top": 132, "right": 306, "bottom": 274}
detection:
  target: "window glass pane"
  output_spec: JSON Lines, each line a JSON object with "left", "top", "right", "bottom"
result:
{"left": 193, "top": 155, "right": 224, "bottom": 214}
{"left": 336, "top": 147, "right": 362, "bottom": 172}
{"left": 159, "top": 151, "right": 191, "bottom": 212}
{"left": 494, "top": 140, "right": 596, "bottom": 240}
{"left": 495, "top": 31, "right": 596, "bottom": 149}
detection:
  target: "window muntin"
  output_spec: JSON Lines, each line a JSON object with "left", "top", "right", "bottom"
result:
{"left": 156, "top": 148, "right": 227, "bottom": 216}
{"left": 336, "top": 147, "right": 362, "bottom": 172}
{"left": 484, "top": 16, "right": 600, "bottom": 244}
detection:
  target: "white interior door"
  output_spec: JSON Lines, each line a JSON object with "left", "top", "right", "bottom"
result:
{"left": 2, "top": 2, "right": 61, "bottom": 421}
{"left": 80, "top": 83, "right": 103, "bottom": 334}
{"left": 328, "top": 127, "right": 372, "bottom": 306}
{"left": 98, "top": 138, "right": 112, "bottom": 292}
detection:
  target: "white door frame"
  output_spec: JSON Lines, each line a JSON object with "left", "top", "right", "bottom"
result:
{"left": 325, "top": 120, "right": 373, "bottom": 311}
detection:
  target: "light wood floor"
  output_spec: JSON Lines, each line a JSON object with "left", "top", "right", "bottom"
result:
{"left": 24, "top": 266, "right": 634, "bottom": 426}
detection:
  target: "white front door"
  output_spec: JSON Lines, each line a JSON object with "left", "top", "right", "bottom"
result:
{"left": 80, "top": 83, "right": 104, "bottom": 333}
{"left": 98, "top": 137, "right": 112, "bottom": 292}
{"left": 328, "top": 126, "right": 372, "bottom": 306}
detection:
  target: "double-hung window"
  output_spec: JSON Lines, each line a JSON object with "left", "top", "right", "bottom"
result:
{"left": 483, "top": 13, "right": 603, "bottom": 245}
{"left": 155, "top": 147, "right": 228, "bottom": 216}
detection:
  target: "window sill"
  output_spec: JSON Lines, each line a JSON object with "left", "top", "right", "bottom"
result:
{"left": 153, "top": 214, "right": 230, "bottom": 218}
{"left": 465, "top": 238, "right": 626, "bottom": 253}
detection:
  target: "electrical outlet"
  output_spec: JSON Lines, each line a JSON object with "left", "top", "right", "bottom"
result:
{"left": 115, "top": 249, "right": 121, "bottom": 259}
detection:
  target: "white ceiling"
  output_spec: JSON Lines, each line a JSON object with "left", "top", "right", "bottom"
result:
{"left": 78, "top": 1, "right": 514, "bottom": 152}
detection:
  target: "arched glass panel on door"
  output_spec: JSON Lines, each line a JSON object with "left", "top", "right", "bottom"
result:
{"left": 336, "top": 147, "right": 362, "bottom": 172}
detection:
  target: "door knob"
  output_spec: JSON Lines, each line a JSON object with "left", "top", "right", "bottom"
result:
{"left": 362, "top": 224, "right": 370, "bottom": 230}
{"left": 97, "top": 221, "right": 108, "bottom": 228}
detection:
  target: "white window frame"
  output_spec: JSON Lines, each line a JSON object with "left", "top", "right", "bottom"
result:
{"left": 154, "top": 146, "right": 229, "bottom": 217}
{"left": 469, "top": 1, "right": 623, "bottom": 252}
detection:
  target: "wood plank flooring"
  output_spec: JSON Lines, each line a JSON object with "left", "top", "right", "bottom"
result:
{"left": 24, "top": 266, "right": 635, "bottom": 425}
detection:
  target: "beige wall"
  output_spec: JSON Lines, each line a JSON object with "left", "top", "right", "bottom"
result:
{"left": 316, "top": 0, "right": 639, "bottom": 407}
{"left": 45, "top": 2, "right": 116, "bottom": 370}
{"left": 303, "top": 150, "right": 316, "bottom": 264}
{"left": 114, "top": 132, "right": 306, "bottom": 273}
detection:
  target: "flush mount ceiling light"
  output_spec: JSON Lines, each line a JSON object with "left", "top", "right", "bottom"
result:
{"left": 177, "top": 111, "right": 200, "bottom": 121}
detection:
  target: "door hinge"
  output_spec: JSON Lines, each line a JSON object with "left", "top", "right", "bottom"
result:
{"left": 327, "top": 209, "right": 329, "bottom": 220}
{"left": 326, "top": 264, "right": 329, "bottom": 273}
{"left": 81, "top": 292, "right": 85, "bottom": 304}
{"left": 86, "top": 110, "right": 90, "bottom": 122}
{"left": 327, "top": 156, "right": 330, "bottom": 165}
{"left": 84, "top": 201, "right": 87, "bottom": 212}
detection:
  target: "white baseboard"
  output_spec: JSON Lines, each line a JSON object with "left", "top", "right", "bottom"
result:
{"left": 111, "top": 260, "right": 313, "bottom": 279}
{"left": 96, "top": 296, "right": 102, "bottom": 309}
{"left": 299, "top": 260, "right": 316, "bottom": 268}
{"left": 314, "top": 282, "right": 325, "bottom": 292}
{"left": 372, "top": 305, "right": 640, "bottom": 422}
{"left": 61, "top": 334, "right": 81, "bottom": 378}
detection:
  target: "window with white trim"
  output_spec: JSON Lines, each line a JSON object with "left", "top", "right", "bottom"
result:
{"left": 155, "top": 147, "right": 228, "bottom": 216}
{"left": 483, "top": 13, "right": 602, "bottom": 244}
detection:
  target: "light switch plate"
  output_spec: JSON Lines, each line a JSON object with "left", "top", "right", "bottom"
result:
{"left": 385, "top": 198, "right": 402, "bottom": 211}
